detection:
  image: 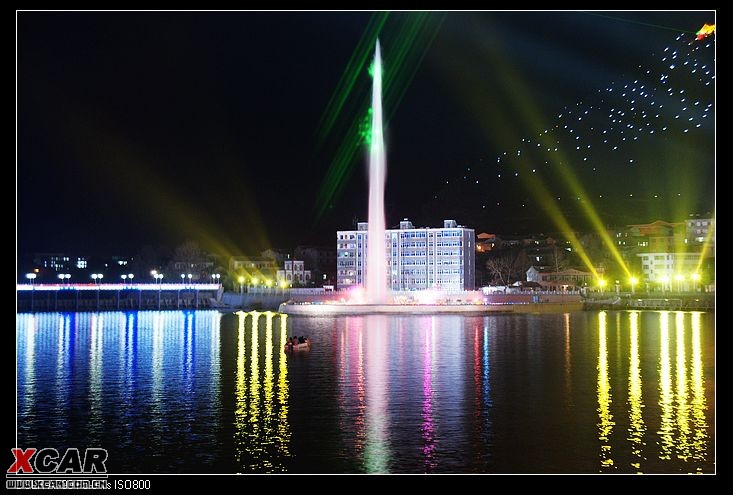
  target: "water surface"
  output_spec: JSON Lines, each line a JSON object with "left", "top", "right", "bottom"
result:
{"left": 16, "top": 310, "right": 714, "bottom": 473}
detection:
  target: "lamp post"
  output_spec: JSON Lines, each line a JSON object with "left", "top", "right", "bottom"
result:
{"left": 151, "top": 270, "right": 157, "bottom": 281}
{"left": 598, "top": 278, "right": 607, "bottom": 295}
{"left": 675, "top": 274, "right": 684, "bottom": 293}
{"left": 121, "top": 274, "right": 127, "bottom": 284}
{"left": 155, "top": 274, "right": 163, "bottom": 309}
{"left": 614, "top": 280, "right": 620, "bottom": 295}
{"left": 238, "top": 276, "right": 245, "bottom": 294}
{"left": 128, "top": 274, "right": 134, "bottom": 284}
{"left": 630, "top": 276, "right": 638, "bottom": 294}
{"left": 181, "top": 273, "right": 185, "bottom": 284}
{"left": 211, "top": 273, "right": 221, "bottom": 286}
{"left": 92, "top": 273, "right": 103, "bottom": 309}
{"left": 187, "top": 273, "right": 193, "bottom": 286}
{"left": 26, "top": 273, "right": 36, "bottom": 311}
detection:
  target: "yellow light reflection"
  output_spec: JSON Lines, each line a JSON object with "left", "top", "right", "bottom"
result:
{"left": 627, "top": 312, "right": 645, "bottom": 471}
{"left": 233, "top": 311, "right": 290, "bottom": 472}
{"left": 658, "top": 311, "right": 674, "bottom": 460}
{"left": 234, "top": 311, "right": 247, "bottom": 465}
{"left": 597, "top": 311, "right": 615, "bottom": 470}
{"left": 675, "top": 312, "right": 690, "bottom": 461}
{"left": 564, "top": 313, "right": 572, "bottom": 399}
{"left": 262, "top": 312, "right": 274, "bottom": 470}
{"left": 277, "top": 314, "right": 291, "bottom": 459}
{"left": 690, "top": 312, "right": 708, "bottom": 469}
{"left": 249, "top": 311, "right": 261, "bottom": 461}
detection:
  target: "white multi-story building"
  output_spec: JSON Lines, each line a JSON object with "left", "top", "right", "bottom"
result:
{"left": 337, "top": 219, "right": 475, "bottom": 291}
{"left": 638, "top": 252, "right": 701, "bottom": 284}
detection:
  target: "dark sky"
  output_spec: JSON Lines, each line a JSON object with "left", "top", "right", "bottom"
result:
{"left": 18, "top": 11, "right": 715, "bottom": 256}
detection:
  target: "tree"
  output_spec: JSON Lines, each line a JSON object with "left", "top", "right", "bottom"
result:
{"left": 486, "top": 251, "right": 515, "bottom": 286}
{"left": 549, "top": 245, "right": 570, "bottom": 272}
{"left": 168, "top": 240, "right": 203, "bottom": 275}
{"left": 485, "top": 248, "right": 532, "bottom": 286}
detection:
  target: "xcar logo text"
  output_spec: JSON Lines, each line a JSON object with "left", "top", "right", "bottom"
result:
{"left": 8, "top": 448, "right": 107, "bottom": 475}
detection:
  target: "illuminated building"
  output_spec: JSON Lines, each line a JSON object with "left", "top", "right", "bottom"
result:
{"left": 638, "top": 252, "right": 701, "bottom": 284}
{"left": 685, "top": 216, "right": 715, "bottom": 251}
{"left": 276, "top": 259, "right": 312, "bottom": 287}
{"left": 337, "top": 219, "right": 475, "bottom": 291}
{"left": 526, "top": 266, "right": 596, "bottom": 290}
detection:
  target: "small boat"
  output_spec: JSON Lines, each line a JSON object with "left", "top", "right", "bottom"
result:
{"left": 284, "top": 339, "right": 311, "bottom": 351}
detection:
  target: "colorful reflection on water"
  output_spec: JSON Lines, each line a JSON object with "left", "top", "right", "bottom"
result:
{"left": 17, "top": 310, "right": 713, "bottom": 473}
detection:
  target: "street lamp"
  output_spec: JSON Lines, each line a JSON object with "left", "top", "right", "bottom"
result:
{"left": 121, "top": 274, "right": 127, "bottom": 283}
{"left": 26, "top": 273, "right": 37, "bottom": 311}
{"left": 91, "top": 273, "right": 103, "bottom": 284}
{"left": 187, "top": 273, "right": 193, "bottom": 285}
{"left": 155, "top": 273, "right": 164, "bottom": 284}
{"left": 211, "top": 273, "right": 221, "bottom": 285}
{"left": 58, "top": 273, "right": 71, "bottom": 285}
{"left": 151, "top": 270, "right": 157, "bottom": 280}
{"left": 630, "top": 276, "right": 638, "bottom": 294}
{"left": 691, "top": 273, "right": 701, "bottom": 292}
{"left": 181, "top": 273, "right": 186, "bottom": 284}
{"left": 598, "top": 278, "right": 607, "bottom": 295}
{"left": 614, "top": 280, "right": 620, "bottom": 295}
{"left": 128, "top": 274, "right": 134, "bottom": 284}
{"left": 238, "top": 276, "right": 245, "bottom": 294}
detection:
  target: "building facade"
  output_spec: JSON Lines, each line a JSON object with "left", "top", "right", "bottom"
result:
{"left": 685, "top": 216, "right": 715, "bottom": 252}
{"left": 294, "top": 245, "right": 337, "bottom": 284}
{"left": 229, "top": 256, "right": 279, "bottom": 282}
{"left": 277, "top": 260, "right": 311, "bottom": 286}
{"left": 638, "top": 252, "right": 702, "bottom": 284}
{"left": 337, "top": 219, "right": 475, "bottom": 291}
{"left": 526, "top": 266, "right": 594, "bottom": 290}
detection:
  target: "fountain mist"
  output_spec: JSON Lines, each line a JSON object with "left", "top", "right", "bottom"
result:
{"left": 365, "top": 40, "right": 388, "bottom": 304}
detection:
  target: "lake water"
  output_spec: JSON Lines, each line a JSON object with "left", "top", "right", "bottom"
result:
{"left": 16, "top": 310, "right": 715, "bottom": 473}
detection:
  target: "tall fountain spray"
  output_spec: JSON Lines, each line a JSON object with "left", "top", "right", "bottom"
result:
{"left": 365, "top": 40, "right": 388, "bottom": 304}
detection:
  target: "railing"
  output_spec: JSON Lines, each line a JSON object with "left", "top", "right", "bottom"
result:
{"left": 17, "top": 283, "right": 221, "bottom": 291}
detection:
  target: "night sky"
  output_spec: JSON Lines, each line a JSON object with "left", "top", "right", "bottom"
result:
{"left": 18, "top": 11, "right": 715, "bottom": 257}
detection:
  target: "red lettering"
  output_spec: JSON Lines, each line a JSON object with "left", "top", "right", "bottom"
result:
{"left": 8, "top": 448, "right": 36, "bottom": 474}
